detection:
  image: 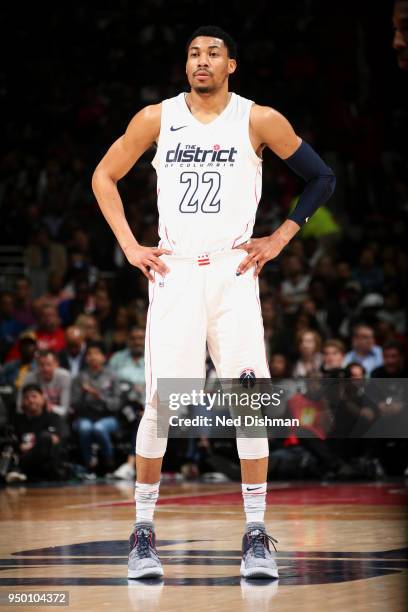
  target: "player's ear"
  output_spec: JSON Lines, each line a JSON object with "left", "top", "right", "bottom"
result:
{"left": 228, "top": 59, "right": 237, "bottom": 75}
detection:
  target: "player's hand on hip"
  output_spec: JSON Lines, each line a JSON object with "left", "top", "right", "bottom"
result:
{"left": 124, "top": 244, "right": 172, "bottom": 282}
{"left": 235, "top": 234, "right": 286, "bottom": 277}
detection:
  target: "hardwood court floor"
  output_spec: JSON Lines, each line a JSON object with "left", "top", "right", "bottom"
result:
{"left": 0, "top": 480, "right": 407, "bottom": 611}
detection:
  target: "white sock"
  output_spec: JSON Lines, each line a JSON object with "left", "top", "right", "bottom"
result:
{"left": 135, "top": 481, "right": 160, "bottom": 523}
{"left": 242, "top": 482, "right": 267, "bottom": 523}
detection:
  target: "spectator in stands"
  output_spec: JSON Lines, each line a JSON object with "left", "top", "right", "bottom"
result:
{"left": 104, "top": 306, "right": 130, "bottom": 354}
{"left": 378, "top": 291, "right": 406, "bottom": 334}
{"left": 35, "top": 303, "right": 66, "bottom": 353}
{"left": 371, "top": 341, "right": 408, "bottom": 378}
{"left": 75, "top": 313, "right": 101, "bottom": 343}
{"left": 58, "top": 326, "right": 87, "bottom": 376}
{"left": 12, "top": 277, "right": 36, "bottom": 327}
{"left": 7, "top": 383, "right": 67, "bottom": 483}
{"left": 333, "top": 280, "right": 363, "bottom": 339}
{"left": 109, "top": 326, "right": 145, "bottom": 385}
{"left": 92, "top": 288, "right": 116, "bottom": 337}
{"left": 261, "top": 296, "right": 292, "bottom": 359}
{"left": 17, "top": 349, "right": 71, "bottom": 418}
{"left": 343, "top": 324, "right": 383, "bottom": 375}
{"left": 58, "top": 274, "right": 95, "bottom": 327}
{"left": 352, "top": 248, "right": 384, "bottom": 294}
{"left": 321, "top": 339, "right": 346, "bottom": 376}
{"left": 292, "top": 329, "right": 323, "bottom": 377}
{"left": 306, "top": 279, "right": 332, "bottom": 337}
{"left": 280, "top": 254, "right": 311, "bottom": 315}
{"left": 109, "top": 326, "right": 146, "bottom": 480}
{"left": 71, "top": 341, "right": 121, "bottom": 474}
{"left": 23, "top": 225, "right": 67, "bottom": 297}
{"left": 0, "top": 331, "right": 37, "bottom": 389}
{"left": 0, "top": 292, "right": 25, "bottom": 360}
{"left": 268, "top": 353, "right": 296, "bottom": 416}
{"left": 35, "top": 271, "right": 71, "bottom": 310}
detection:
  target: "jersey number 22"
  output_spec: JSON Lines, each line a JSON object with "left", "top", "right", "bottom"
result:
{"left": 179, "top": 171, "right": 221, "bottom": 213}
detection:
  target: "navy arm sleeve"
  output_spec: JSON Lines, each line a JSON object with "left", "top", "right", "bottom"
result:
{"left": 283, "top": 140, "right": 336, "bottom": 227}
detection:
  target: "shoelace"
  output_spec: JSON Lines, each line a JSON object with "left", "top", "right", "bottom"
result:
{"left": 249, "top": 531, "right": 279, "bottom": 558}
{"left": 133, "top": 528, "right": 153, "bottom": 559}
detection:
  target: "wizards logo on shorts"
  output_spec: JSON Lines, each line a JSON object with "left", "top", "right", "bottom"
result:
{"left": 240, "top": 368, "right": 256, "bottom": 388}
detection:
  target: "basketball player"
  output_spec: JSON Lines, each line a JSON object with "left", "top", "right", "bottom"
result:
{"left": 393, "top": 0, "right": 408, "bottom": 70}
{"left": 92, "top": 25, "right": 335, "bottom": 580}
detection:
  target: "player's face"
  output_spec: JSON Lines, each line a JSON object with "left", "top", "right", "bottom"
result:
{"left": 186, "top": 36, "right": 236, "bottom": 93}
{"left": 393, "top": 1, "right": 408, "bottom": 69}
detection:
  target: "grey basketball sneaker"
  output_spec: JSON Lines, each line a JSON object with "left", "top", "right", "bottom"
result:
{"left": 240, "top": 524, "right": 279, "bottom": 578}
{"left": 128, "top": 523, "right": 164, "bottom": 579}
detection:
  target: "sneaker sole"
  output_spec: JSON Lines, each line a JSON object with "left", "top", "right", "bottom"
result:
{"left": 128, "top": 567, "right": 164, "bottom": 579}
{"left": 240, "top": 559, "right": 279, "bottom": 579}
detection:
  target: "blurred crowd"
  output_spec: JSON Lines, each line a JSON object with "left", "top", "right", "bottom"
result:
{"left": 0, "top": 1, "right": 407, "bottom": 484}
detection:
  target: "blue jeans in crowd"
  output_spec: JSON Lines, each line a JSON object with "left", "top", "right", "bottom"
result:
{"left": 73, "top": 417, "right": 120, "bottom": 467}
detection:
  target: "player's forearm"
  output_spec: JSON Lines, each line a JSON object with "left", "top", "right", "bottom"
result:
{"left": 92, "top": 171, "right": 140, "bottom": 252}
{"left": 270, "top": 219, "right": 300, "bottom": 247}
{"left": 284, "top": 141, "right": 336, "bottom": 226}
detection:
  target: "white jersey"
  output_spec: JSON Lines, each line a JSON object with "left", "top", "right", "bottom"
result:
{"left": 152, "top": 92, "right": 262, "bottom": 255}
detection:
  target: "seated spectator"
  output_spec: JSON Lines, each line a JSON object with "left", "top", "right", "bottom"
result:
{"left": 17, "top": 349, "right": 71, "bottom": 418}
{"left": 75, "top": 313, "right": 101, "bottom": 343}
{"left": 58, "top": 274, "right": 95, "bottom": 327}
{"left": 331, "top": 362, "right": 379, "bottom": 441}
{"left": 333, "top": 280, "right": 363, "bottom": 339}
{"left": 104, "top": 306, "right": 130, "bottom": 354}
{"left": 58, "top": 326, "right": 87, "bottom": 377}
{"left": 292, "top": 329, "right": 323, "bottom": 378}
{"left": 35, "top": 271, "right": 71, "bottom": 310}
{"left": 0, "top": 292, "right": 26, "bottom": 361}
{"left": 109, "top": 326, "right": 146, "bottom": 480}
{"left": 71, "top": 342, "right": 121, "bottom": 474}
{"left": 8, "top": 383, "right": 67, "bottom": 482}
{"left": 321, "top": 339, "right": 346, "bottom": 376}
{"left": 377, "top": 291, "right": 406, "bottom": 335}
{"left": 343, "top": 324, "right": 383, "bottom": 376}
{"left": 92, "top": 288, "right": 116, "bottom": 337}
{"left": 12, "top": 277, "right": 36, "bottom": 327}
{"left": 23, "top": 224, "right": 67, "bottom": 297}
{"left": 0, "top": 331, "right": 38, "bottom": 389}
{"left": 268, "top": 353, "right": 296, "bottom": 416}
{"left": 261, "top": 296, "right": 292, "bottom": 359}
{"left": 109, "top": 326, "right": 145, "bottom": 385}
{"left": 352, "top": 247, "right": 384, "bottom": 294}
{"left": 280, "top": 254, "right": 311, "bottom": 315}
{"left": 371, "top": 341, "right": 408, "bottom": 378}
{"left": 35, "top": 303, "right": 66, "bottom": 353}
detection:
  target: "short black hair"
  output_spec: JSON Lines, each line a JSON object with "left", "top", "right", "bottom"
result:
{"left": 383, "top": 340, "right": 403, "bottom": 354}
{"left": 22, "top": 383, "right": 43, "bottom": 396}
{"left": 186, "top": 26, "right": 237, "bottom": 59}
{"left": 85, "top": 340, "right": 106, "bottom": 356}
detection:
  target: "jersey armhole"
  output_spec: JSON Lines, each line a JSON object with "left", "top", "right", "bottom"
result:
{"left": 246, "top": 101, "right": 263, "bottom": 164}
{"left": 151, "top": 103, "right": 165, "bottom": 170}
{"left": 151, "top": 141, "right": 160, "bottom": 170}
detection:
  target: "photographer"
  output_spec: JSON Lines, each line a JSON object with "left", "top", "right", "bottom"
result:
{"left": 8, "top": 383, "right": 66, "bottom": 482}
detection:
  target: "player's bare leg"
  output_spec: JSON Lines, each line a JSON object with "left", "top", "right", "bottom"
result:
{"left": 240, "top": 456, "right": 279, "bottom": 579}
{"left": 128, "top": 455, "right": 164, "bottom": 579}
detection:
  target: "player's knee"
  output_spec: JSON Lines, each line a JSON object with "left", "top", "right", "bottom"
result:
{"left": 236, "top": 437, "right": 269, "bottom": 460}
{"left": 135, "top": 405, "right": 167, "bottom": 458}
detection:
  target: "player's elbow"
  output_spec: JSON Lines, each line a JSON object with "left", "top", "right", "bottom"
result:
{"left": 91, "top": 167, "right": 116, "bottom": 195}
